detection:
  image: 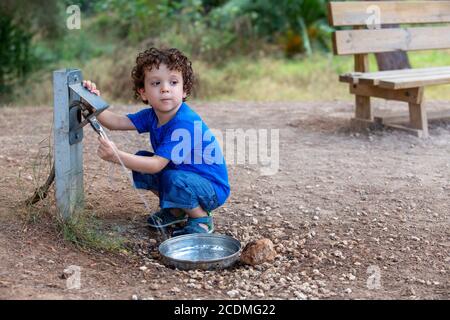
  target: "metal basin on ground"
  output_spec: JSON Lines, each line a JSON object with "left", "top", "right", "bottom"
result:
{"left": 158, "top": 233, "right": 241, "bottom": 270}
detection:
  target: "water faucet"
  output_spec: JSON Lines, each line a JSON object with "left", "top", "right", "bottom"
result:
{"left": 68, "top": 82, "right": 109, "bottom": 144}
{"left": 86, "top": 115, "right": 107, "bottom": 138}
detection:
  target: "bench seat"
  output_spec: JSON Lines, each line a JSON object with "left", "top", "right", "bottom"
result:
{"left": 339, "top": 66, "right": 450, "bottom": 88}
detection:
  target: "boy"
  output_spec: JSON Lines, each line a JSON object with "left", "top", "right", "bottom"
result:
{"left": 83, "top": 47, "right": 230, "bottom": 236}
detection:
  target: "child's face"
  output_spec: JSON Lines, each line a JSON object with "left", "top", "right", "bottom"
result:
{"left": 138, "top": 63, "right": 187, "bottom": 113}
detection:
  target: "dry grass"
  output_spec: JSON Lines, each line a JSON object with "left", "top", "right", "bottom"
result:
{"left": 6, "top": 49, "right": 450, "bottom": 107}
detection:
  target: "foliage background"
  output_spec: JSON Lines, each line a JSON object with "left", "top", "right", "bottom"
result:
{"left": 1, "top": 0, "right": 450, "bottom": 106}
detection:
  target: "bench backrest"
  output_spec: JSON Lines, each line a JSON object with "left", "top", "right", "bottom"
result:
{"left": 328, "top": 1, "right": 450, "bottom": 56}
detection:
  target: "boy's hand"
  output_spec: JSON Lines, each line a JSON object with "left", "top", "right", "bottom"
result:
{"left": 97, "top": 136, "right": 119, "bottom": 163}
{"left": 83, "top": 80, "right": 101, "bottom": 96}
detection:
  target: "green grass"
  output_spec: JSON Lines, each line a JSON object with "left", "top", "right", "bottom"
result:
{"left": 195, "top": 53, "right": 352, "bottom": 101}
{"left": 58, "top": 210, "right": 126, "bottom": 253}
{"left": 6, "top": 49, "right": 450, "bottom": 107}
{"left": 195, "top": 50, "right": 450, "bottom": 102}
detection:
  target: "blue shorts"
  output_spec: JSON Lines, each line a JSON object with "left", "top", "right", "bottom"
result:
{"left": 132, "top": 150, "right": 220, "bottom": 212}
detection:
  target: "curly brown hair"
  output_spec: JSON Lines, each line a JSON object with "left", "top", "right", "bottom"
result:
{"left": 131, "top": 47, "right": 195, "bottom": 104}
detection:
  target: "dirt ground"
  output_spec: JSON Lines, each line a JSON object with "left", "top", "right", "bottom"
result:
{"left": 0, "top": 100, "right": 448, "bottom": 300}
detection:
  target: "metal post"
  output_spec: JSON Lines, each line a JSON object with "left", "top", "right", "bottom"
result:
{"left": 53, "top": 69, "right": 84, "bottom": 220}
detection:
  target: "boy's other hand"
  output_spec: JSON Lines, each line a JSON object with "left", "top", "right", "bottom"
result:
{"left": 83, "top": 80, "right": 101, "bottom": 96}
{"left": 97, "top": 136, "right": 118, "bottom": 163}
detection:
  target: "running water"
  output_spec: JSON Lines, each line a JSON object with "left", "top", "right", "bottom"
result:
{"left": 98, "top": 128, "right": 169, "bottom": 241}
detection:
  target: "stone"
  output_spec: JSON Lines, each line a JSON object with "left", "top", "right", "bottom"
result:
{"left": 227, "top": 290, "right": 240, "bottom": 298}
{"left": 294, "top": 291, "right": 307, "bottom": 300}
{"left": 149, "top": 283, "right": 160, "bottom": 290}
{"left": 240, "top": 238, "right": 277, "bottom": 266}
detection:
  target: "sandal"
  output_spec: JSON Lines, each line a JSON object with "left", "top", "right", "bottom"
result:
{"left": 172, "top": 216, "right": 214, "bottom": 237}
{"left": 147, "top": 208, "right": 187, "bottom": 228}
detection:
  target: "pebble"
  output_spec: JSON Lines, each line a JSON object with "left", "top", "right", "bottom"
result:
{"left": 149, "top": 284, "right": 160, "bottom": 290}
{"left": 294, "top": 291, "right": 307, "bottom": 300}
{"left": 170, "top": 287, "right": 181, "bottom": 293}
{"left": 227, "top": 290, "right": 239, "bottom": 298}
{"left": 403, "top": 287, "right": 416, "bottom": 296}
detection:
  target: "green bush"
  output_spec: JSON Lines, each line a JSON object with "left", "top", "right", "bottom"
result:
{"left": 219, "top": 0, "right": 332, "bottom": 56}
{"left": 93, "top": 0, "right": 166, "bottom": 43}
{"left": 0, "top": 14, "right": 34, "bottom": 97}
{"left": 0, "top": 0, "right": 63, "bottom": 100}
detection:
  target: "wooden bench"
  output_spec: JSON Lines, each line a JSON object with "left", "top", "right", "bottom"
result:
{"left": 328, "top": 1, "right": 450, "bottom": 138}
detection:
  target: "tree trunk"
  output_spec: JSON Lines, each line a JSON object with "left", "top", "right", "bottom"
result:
{"left": 367, "top": 0, "right": 411, "bottom": 71}
{"left": 375, "top": 50, "right": 411, "bottom": 71}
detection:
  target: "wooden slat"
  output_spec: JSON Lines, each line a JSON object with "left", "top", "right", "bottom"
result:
{"left": 350, "top": 84, "right": 423, "bottom": 104}
{"left": 333, "top": 26, "right": 450, "bottom": 55}
{"left": 339, "top": 67, "right": 450, "bottom": 84}
{"left": 328, "top": 1, "right": 450, "bottom": 27}
{"left": 359, "top": 67, "right": 450, "bottom": 85}
{"left": 339, "top": 73, "right": 360, "bottom": 84}
{"left": 379, "top": 73, "right": 450, "bottom": 89}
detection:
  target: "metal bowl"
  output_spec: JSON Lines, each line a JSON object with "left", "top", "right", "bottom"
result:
{"left": 158, "top": 234, "right": 241, "bottom": 270}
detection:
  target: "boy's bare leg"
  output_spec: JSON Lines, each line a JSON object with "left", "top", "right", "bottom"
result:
{"left": 148, "top": 190, "right": 207, "bottom": 229}
{"left": 183, "top": 206, "right": 209, "bottom": 231}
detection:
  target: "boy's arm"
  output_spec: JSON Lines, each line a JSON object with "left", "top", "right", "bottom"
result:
{"left": 96, "top": 110, "right": 136, "bottom": 131}
{"left": 98, "top": 137, "right": 169, "bottom": 174}
{"left": 115, "top": 150, "right": 169, "bottom": 174}
{"left": 82, "top": 80, "right": 135, "bottom": 131}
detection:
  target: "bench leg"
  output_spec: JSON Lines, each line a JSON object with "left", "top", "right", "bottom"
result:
{"left": 350, "top": 95, "right": 377, "bottom": 130}
{"left": 408, "top": 102, "right": 428, "bottom": 138}
{"left": 355, "top": 95, "right": 372, "bottom": 120}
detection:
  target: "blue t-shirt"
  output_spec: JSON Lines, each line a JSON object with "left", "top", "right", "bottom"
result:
{"left": 127, "top": 102, "right": 230, "bottom": 206}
